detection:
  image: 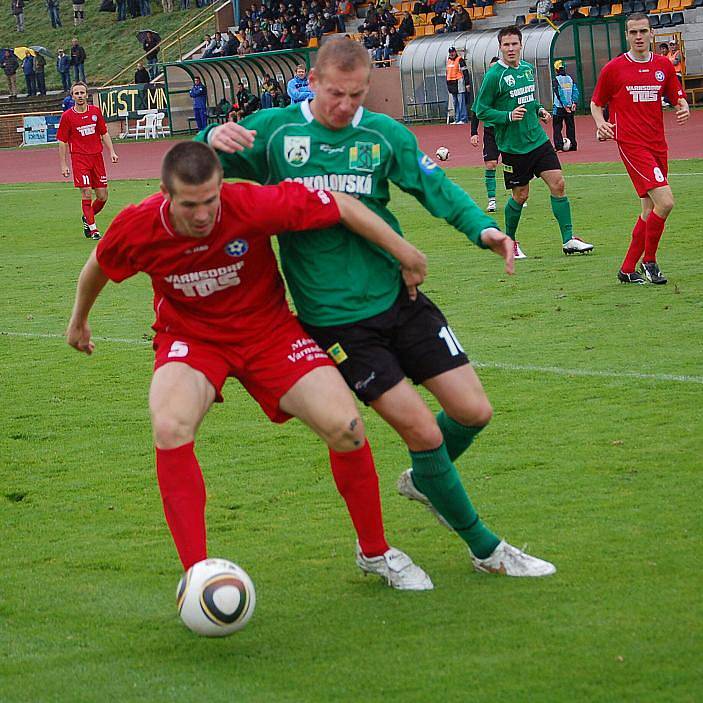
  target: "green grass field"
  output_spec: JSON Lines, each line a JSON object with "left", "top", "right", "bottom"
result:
{"left": 1, "top": 161, "right": 702, "bottom": 702}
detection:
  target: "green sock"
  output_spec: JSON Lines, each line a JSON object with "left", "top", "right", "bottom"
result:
{"left": 410, "top": 443, "right": 500, "bottom": 559}
{"left": 436, "top": 410, "right": 484, "bottom": 462}
{"left": 484, "top": 169, "right": 496, "bottom": 199}
{"left": 504, "top": 197, "right": 523, "bottom": 241}
{"left": 550, "top": 195, "right": 574, "bottom": 244}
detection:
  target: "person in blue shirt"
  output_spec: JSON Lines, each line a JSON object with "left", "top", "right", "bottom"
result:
{"left": 62, "top": 93, "right": 75, "bottom": 111}
{"left": 56, "top": 49, "right": 72, "bottom": 92}
{"left": 22, "top": 51, "right": 35, "bottom": 97}
{"left": 552, "top": 60, "right": 579, "bottom": 151}
{"left": 286, "top": 65, "right": 314, "bottom": 104}
{"left": 189, "top": 76, "right": 208, "bottom": 131}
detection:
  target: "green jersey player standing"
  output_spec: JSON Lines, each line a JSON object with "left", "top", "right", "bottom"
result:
{"left": 473, "top": 25, "right": 594, "bottom": 260}
{"left": 200, "top": 38, "right": 556, "bottom": 579}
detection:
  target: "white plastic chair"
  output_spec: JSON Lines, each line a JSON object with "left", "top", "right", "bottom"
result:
{"left": 153, "top": 112, "right": 170, "bottom": 138}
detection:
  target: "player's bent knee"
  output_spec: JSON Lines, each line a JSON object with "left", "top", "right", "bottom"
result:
{"left": 151, "top": 413, "right": 196, "bottom": 449}
{"left": 325, "top": 414, "right": 366, "bottom": 452}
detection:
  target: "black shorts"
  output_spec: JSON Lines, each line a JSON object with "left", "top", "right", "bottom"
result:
{"left": 302, "top": 290, "right": 469, "bottom": 403}
{"left": 501, "top": 140, "right": 561, "bottom": 189}
{"left": 483, "top": 126, "right": 499, "bottom": 163}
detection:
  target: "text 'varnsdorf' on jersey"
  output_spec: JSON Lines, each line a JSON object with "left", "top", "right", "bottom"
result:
{"left": 592, "top": 52, "right": 684, "bottom": 151}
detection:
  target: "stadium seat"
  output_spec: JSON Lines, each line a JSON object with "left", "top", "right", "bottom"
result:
{"left": 516, "top": 13, "right": 526, "bottom": 23}
{"left": 644, "top": 0, "right": 657, "bottom": 10}
{"left": 669, "top": 0, "right": 681, "bottom": 8}
{"left": 648, "top": 12, "right": 661, "bottom": 24}
{"left": 609, "top": 3, "right": 623, "bottom": 14}
{"left": 680, "top": 0, "right": 693, "bottom": 6}
{"left": 671, "top": 10, "right": 684, "bottom": 21}
{"left": 658, "top": 11, "right": 673, "bottom": 23}
{"left": 622, "top": 0, "right": 634, "bottom": 11}
{"left": 632, "top": 0, "right": 645, "bottom": 10}
{"left": 589, "top": 5, "right": 599, "bottom": 14}
{"left": 693, "top": 0, "right": 703, "bottom": 7}
{"left": 484, "top": 4, "right": 495, "bottom": 16}
{"left": 655, "top": 0, "right": 668, "bottom": 10}
{"left": 599, "top": 5, "right": 611, "bottom": 14}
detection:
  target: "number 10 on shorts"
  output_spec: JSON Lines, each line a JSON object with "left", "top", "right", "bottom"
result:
{"left": 438, "top": 326, "right": 465, "bottom": 356}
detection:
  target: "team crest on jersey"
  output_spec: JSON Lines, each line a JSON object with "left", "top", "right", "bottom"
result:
{"left": 655, "top": 70, "right": 665, "bottom": 82}
{"left": 284, "top": 136, "right": 311, "bottom": 167}
{"left": 91, "top": 114, "right": 98, "bottom": 122}
{"left": 504, "top": 75, "right": 516, "bottom": 87}
{"left": 349, "top": 142, "right": 381, "bottom": 172}
{"left": 225, "top": 238, "right": 248, "bottom": 257}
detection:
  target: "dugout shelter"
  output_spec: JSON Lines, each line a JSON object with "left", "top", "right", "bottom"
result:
{"left": 161, "top": 48, "right": 314, "bottom": 134}
{"left": 399, "top": 17, "right": 629, "bottom": 122}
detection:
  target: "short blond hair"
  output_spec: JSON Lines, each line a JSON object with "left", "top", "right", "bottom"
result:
{"left": 315, "top": 37, "right": 371, "bottom": 78}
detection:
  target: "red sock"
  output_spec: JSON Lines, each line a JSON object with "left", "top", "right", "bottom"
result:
{"left": 92, "top": 198, "right": 106, "bottom": 216}
{"left": 621, "top": 217, "right": 646, "bottom": 273}
{"left": 81, "top": 199, "right": 95, "bottom": 226}
{"left": 643, "top": 212, "right": 666, "bottom": 263}
{"left": 155, "top": 442, "right": 207, "bottom": 570}
{"left": 328, "top": 440, "right": 389, "bottom": 558}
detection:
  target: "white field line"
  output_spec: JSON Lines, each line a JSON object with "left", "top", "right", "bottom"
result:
{"left": 3, "top": 330, "right": 702, "bottom": 385}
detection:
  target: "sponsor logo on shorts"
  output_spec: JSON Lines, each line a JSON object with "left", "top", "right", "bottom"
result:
{"left": 326, "top": 342, "right": 348, "bottom": 364}
{"left": 354, "top": 371, "right": 376, "bottom": 391}
{"left": 225, "top": 238, "right": 248, "bottom": 257}
{"left": 288, "top": 337, "right": 328, "bottom": 363}
{"left": 284, "top": 136, "right": 311, "bottom": 167}
{"left": 502, "top": 163, "right": 514, "bottom": 173}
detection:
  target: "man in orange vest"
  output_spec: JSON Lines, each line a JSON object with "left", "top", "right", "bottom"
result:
{"left": 446, "top": 46, "right": 471, "bottom": 124}
{"left": 668, "top": 39, "right": 684, "bottom": 84}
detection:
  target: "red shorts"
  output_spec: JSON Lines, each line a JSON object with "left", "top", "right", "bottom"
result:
{"left": 71, "top": 152, "right": 107, "bottom": 189}
{"left": 152, "top": 315, "right": 334, "bottom": 423}
{"left": 617, "top": 143, "right": 668, "bottom": 198}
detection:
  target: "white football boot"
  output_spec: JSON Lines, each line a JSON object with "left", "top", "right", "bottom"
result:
{"left": 562, "top": 237, "right": 594, "bottom": 255}
{"left": 397, "top": 469, "right": 452, "bottom": 530}
{"left": 471, "top": 540, "right": 556, "bottom": 577}
{"left": 487, "top": 197, "right": 497, "bottom": 213}
{"left": 355, "top": 542, "right": 434, "bottom": 591}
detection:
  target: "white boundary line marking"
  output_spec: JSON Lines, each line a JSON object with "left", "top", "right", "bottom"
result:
{"left": 3, "top": 330, "right": 702, "bottom": 385}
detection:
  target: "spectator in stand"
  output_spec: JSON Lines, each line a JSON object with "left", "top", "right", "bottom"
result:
{"left": 34, "top": 53, "right": 47, "bottom": 96}
{"left": 398, "top": 12, "right": 414, "bottom": 39}
{"left": 374, "top": 26, "right": 391, "bottom": 67}
{"left": 73, "top": 0, "right": 86, "bottom": 25}
{"left": 143, "top": 31, "right": 160, "bottom": 79}
{"left": 134, "top": 61, "right": 151, "bottom": 84}
{"left": 57, "top": 48, "right": 71, "bottom": 91}
{"left": 162, "top": 0, "right": 173, "bottom": 12}
{"left": 235, "top": 82, "right": 260, "bottom": 118}
{"left": 261, "top": 28, "right": 282, "bottom": 51}
{"left": 140, "top": 0, "right": 151, "bottom": 16}
{"left": 657, "top": 42, "right": 669, "bottom": 58}
{"left": 287, "top": 65, "right": 315, "bottom": 103}
{"left": 283, "top": 24, "right": 307, "bottom": 48}
{"left": 433, "top": 0, "right": 450, "bottom": 14}
{"left": 217, "top": 96, "right": 235, "bottom": 121}
{"left": 388, "top": 25, "right": 404, "bottom": 55}
{"left": 12, "top": 0, "right": 25, "bottom": 32}
{"left": 454, "top": 5, "right": 472, "bottom": 30}
{"left": 337, "top": 0, "right": 355, "bottom": 29}
{"left": 203, "top": 32, "right": 225, "bottom": 58}
{"left": 668, "top": 39, "right": 684, "bottom": 84}
{"left": 1, "top": 49, "right": 20, "bottom": 99}
{"left": 378, "top": 4, "right": 396, "bottom": 28}
{"left": 362, "top": 6, "right": 381, "bottom": 32}
{"left": 238, "top": 40, "right": 252, "bottom": 56}
{"left": 116, "top": 0, "right": 127, "bottom": 20}
{"left": 189, "top": 76, "right": 208, "bottom": 131}
{"left": 239, "top": 7, "right": 254, "bottom": 31}
{"left": 47, "top": 0, "right": 63, "bottom": 27}
{"left": 128, "top": 0, "right": 141, "bottom": 17}
{"left": 71, "top": 38, "right": 87, "bottom": 83}
{"left": 306, "top": 13, "right": 322, "bottom": 40}
{"left": 62, "top": 93, "right": 75, "bottom": 110}
{"left": 22, "top": 51, "right": 36, "bottom": 97}
{"left": 180, "top": 0, "right": 189, "bottom": 8}
{"left": 223, "top": 33, "right": 241, "bottom": 56}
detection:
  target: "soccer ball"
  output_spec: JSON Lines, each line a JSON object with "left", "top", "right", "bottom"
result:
{"left": 435, "top": 146, "right": 450, "bottom": 161}
{"left": 177, "top": 558, "right": 256, "bottom": 637}
{"left": 562, "top": 137, "right": 572, "bottom": 151}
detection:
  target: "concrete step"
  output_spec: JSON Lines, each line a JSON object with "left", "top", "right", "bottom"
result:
{"left": 0, "top": 92, "right": 64, "bottom": 115}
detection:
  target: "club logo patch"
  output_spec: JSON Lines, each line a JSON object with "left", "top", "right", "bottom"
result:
{"left": 418, "top": 153, "right": 438, "bottom": 174}
{"left": 349, "top": 142, "right": 381, "bottom": 172}
{"left": 92, "top": 114, "right": 98, "bottom": 122}
{"left": 504, "top": 75, "right": 516, "bottom": 87}
{"left": 327, "top": 342, "right": 348, "bottom": 364}
{"left": 284, "top": 136, "right": 311, "bottom": 167}
{"left": 225, "top": 239, "right": 248, "bottom": 257}
{"left": 655, "top": 70, "right": 665, "bottom": 82}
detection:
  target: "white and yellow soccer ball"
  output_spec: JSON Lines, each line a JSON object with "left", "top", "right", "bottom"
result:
{"left": 435, "top": 146, "right": 450, "bottom": 161}
{"left": 562, "top": 137, "right": 572, "bottom": 151}
{"left": 177, "top": 558, "right": 256, "bottom": 637}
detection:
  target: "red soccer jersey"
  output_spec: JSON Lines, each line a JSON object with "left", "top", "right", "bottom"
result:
{"left": 95, "top": 181, "right": 341, "bottom": 343}
{"left": 592, "top": 52, "right": 684, "bottom": 151}
{"left": 56, "top": 104, "right": 108, "bottom": 155}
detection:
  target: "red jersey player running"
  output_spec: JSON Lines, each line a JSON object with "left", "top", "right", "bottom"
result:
{"left": 66, "top": 142, "right": 434, "bottom": 591}
{"left": 57, "top": 81, "right": 119, "bottom": 241}
{"left": 591, "top": 13, "right": 689, "bottom": 285}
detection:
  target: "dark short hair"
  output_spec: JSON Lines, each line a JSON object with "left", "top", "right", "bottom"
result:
{"left": 626, "top": 12, "right": 650, "bottom": 27}
{"left": 161, "top": 142, "right": 223, "bottom": 195}
{"left": 498, "top": 25, "right": 522, "bottom": 44}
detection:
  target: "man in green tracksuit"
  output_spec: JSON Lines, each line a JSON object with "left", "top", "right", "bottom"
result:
{"left": 199, "top": 37, "right": 556, "bottom": 579}
{"left": 473, "top": 25, "right": 594, "bottom": 260}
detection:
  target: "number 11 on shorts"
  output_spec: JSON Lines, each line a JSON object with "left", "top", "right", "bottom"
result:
{"left": 438, "top": 326, "right": 465, "bottom": 356}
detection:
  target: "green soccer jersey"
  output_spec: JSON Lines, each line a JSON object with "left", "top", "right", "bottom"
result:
{"left": 197, "top": 101, "right": 497, "bottom": 327}
{"left": 472, "top": 59, "right": 549, "bottom": 155}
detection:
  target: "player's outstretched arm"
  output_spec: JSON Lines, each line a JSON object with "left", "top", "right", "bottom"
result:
{"left": 66, "top": 250, "right": 110, "bottom": 355}
{"left": 207, "top": 122, "right": 257, "bottom": 153}
{"left": 590, "top": 102, "right": 615, "bottom": 140}
{"left": 332, "top": 191, "right": 427, "bottom": 299}
{"left": 480, "top": 228, "right": 515, "bottom": 276}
